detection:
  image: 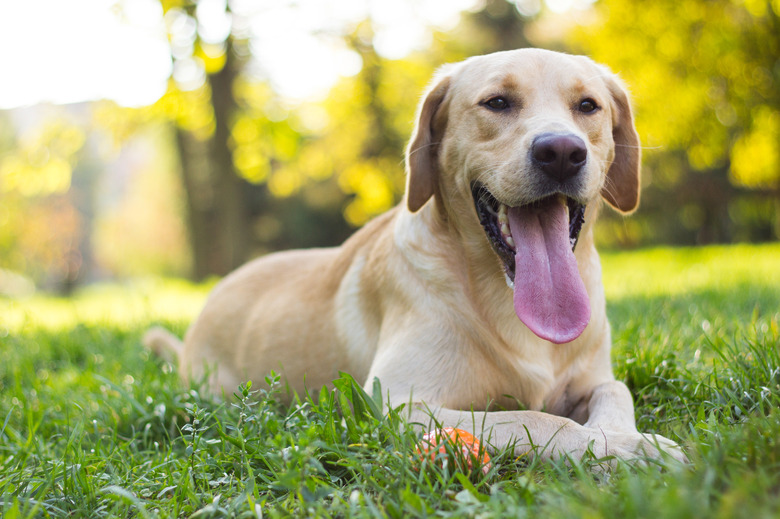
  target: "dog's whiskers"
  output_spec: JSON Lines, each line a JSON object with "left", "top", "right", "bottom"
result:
{"left": 614, "top": 143, "right": 661, "bottom": 150}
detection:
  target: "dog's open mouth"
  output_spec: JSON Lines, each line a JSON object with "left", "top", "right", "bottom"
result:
{"left": 471, "top": 183, "right": 586, "bottom": 282}
{"left": 471, "top": 182, "right": 590, "bottom": 344}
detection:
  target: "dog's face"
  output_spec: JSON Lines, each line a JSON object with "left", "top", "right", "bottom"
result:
{"left": 405, "top": 49, "right": 641, "bottom": 344}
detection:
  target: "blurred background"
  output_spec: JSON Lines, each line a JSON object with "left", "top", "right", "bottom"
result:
{"left": 0, "top": 0, "right": 777, "bottom": 295}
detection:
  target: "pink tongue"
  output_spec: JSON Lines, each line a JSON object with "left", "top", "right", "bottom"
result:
{"left": 508, "top": 199, "right": 590, "bottom": 344}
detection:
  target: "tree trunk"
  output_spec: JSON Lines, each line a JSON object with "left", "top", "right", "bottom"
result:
{"left": 175, "top": 39, "right": 254, "bottom": 280}
{"left": 208, "top": 41, "right": 250, "bottom": 273}
{"left": 175, "top": 127, "right": 224, "bottom": 279}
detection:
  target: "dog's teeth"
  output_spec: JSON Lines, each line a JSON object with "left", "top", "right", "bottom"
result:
{"left": 505, "top": 274, "right": 515, "bottom": 290}
{"left": 498, "top": 204, "right": 507, "bottom": 222}
{"left": 497, "top": 204, "right": 515, "bottom": 249}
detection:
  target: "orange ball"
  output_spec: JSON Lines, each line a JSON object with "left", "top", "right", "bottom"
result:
{"left": 415, "top": 427, "right": 492, "bottom": 475}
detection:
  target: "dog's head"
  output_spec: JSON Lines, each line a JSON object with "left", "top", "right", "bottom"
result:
{"left": 405, "top": 49, "right": 640, "bottom": 344}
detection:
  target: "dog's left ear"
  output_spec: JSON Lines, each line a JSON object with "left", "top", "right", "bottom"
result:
{"left": 602, "top": 73, "right": 641, "bottom": 214}
{"left": 405, "top": 69, "right": 452, "bottom": 213}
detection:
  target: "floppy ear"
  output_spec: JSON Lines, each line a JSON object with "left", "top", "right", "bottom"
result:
{"left": 405, "top": 72, "right": 451, "bottom": 213}
{"left": 602, "top": 74, "right": 641, "bottom": 214}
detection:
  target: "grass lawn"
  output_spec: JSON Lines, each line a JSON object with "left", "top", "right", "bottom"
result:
{"left": 1, "top": 243, "right": 779, "bottom": 518}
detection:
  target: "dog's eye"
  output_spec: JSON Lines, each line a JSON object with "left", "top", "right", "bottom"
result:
{"left": 578, "top": 98, "right": 599, "bottom": 113}
{"left": 483, "top": 97, "right": 510, "bottom": 111}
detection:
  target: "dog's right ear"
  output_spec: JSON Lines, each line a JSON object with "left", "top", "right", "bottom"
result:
{"left": 405, "top": 71, "right": 452, "bottom": 213}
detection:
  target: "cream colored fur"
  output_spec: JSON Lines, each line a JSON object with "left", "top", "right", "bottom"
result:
{"left": 145, "top": 49, "right": 685, "bottom": 464}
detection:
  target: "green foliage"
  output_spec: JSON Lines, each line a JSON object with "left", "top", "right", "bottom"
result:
{"left": 1, "top": 244, "right": 780, "bottom": 516}
{"left": 574, "top": 0, "right": 780, "bottom": 245}
{"left": 271, "top": 52, "right": 432, "bottom": 228}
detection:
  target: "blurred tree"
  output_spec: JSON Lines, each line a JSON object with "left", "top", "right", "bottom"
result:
{"left": 228, "top": 77, "right": 356, "bottom": 253}
{"left": 454, "top": 0, "right": 534, "bottom": 53}
{"left": 0, "top": 111, "right": 88, "bottom": 293}
{"left": 266, "top": 23, "right": 431, "bottom": 230}
{"left": 155, "top": 1, "right": 382, "bottom": 275}
{"left": 571, "top": 0, "right": 779, "bottom": 245}
{"left": 91, "top": 118, "right": 191, "bottom": 279}
{"left": 155, "top": 1, "right": 260, "bottom": 279}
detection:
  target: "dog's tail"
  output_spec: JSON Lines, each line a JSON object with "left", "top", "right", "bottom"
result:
{"left": 143, "top": 326, "right": 184, "bottom": 365}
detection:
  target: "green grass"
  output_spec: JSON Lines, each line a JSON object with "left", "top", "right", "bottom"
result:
{"left": 1, "top": 243, "right": 779, "bottom": 518}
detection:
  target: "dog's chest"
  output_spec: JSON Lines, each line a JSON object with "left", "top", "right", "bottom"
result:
{"left": 442, "top": 341, "right": 581, "bottom": 414}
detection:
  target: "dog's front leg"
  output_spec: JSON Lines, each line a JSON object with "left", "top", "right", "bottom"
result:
{"left": 583, "top": 380, "right": 638, "bottom": 433}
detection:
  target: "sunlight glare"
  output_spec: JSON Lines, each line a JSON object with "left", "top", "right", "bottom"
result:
{"left": 0, "top": 0, "right": 483, "bottom": 108}
{"left": 544, "top": 0, "right": 596, "bottom": 14}
{"left": 0, "top": 0, "right": 170, "bottom": 108}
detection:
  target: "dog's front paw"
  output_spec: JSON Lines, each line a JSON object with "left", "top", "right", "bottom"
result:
{"left": 635, "top": 432, "right": 688, "bottom": 464}
{"left": 586, "top": 429, "right": 688, "bottom": 465}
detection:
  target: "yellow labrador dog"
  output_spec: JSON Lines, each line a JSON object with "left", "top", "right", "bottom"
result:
{"left": 146, "top": 48, "right": 685, "bottom": 463}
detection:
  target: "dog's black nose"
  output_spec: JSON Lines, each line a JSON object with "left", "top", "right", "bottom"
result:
{"left": 531, "top": 133, "right": 587, "bottom": 182}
